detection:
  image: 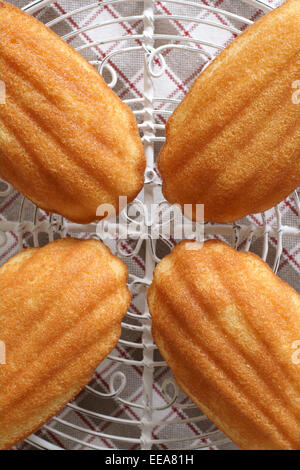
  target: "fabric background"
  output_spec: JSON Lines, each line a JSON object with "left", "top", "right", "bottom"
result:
{"left": 1, "top": 0, "right": 298, "bottom": 450}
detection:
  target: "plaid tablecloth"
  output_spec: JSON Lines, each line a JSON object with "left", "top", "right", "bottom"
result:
{"left": 2, "top": 0, "right": 299, "bottom": 450}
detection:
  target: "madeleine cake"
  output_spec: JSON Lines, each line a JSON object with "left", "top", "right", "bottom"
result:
{"left": 0, "top": 238, "right": 130, "bottom": 449}
{"left": 0, "top": 1, "right": 145, "bottom": 223}
{"left": 158, "top": 0, "right": 300, "bottom": 223}
{"left": 148, "top": 240, "right": 300, "bottom": 450}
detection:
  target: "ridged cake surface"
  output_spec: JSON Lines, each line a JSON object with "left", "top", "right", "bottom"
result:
{"left": 148, "top": 240, "right": 300, "bottom": 450}
{"left": 158, "top": 0, "right": 300, "bottom": 223}
{"left": 0, "top": 1, "right": 145, "bottom": 223}
{"left": 0, "top": 238, "right": 130, "bottom": 449}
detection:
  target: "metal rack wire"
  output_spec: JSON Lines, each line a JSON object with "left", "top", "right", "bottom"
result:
{"left": 1, "top": 0, "right": 299, "bottom": 450}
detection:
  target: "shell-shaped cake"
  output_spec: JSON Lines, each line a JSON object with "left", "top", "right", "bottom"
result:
{"left": 148, "top": 240, "right": 300, "bottom": 450}
{"left": 0, "top": 238, "right": 130, "bottom": 449}
{"left": 158, "top": 0, "right": 300, "bottom": 223}
{"left": 0, "top": 1, "right": 145, "bottom": 224}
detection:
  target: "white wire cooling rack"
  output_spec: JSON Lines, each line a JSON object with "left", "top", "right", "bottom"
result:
{"left": 1, "top": 0, "right": 299, "bottom": 450}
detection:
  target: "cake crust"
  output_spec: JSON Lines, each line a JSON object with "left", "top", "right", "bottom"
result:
{"left": 0, "top": 1, "right": 145, "bottom": 223}
{"left": 148, "top": 240, "right": 300, "bottom": 450}
{"left": 0, "top": 238, "right": 130, "bottom": 449}
{"left": 158, "top": 0, "right": 300, "bottom": 223}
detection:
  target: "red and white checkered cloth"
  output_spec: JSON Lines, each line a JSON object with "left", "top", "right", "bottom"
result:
{"left": 3, "top": 0, "right": 298, "bottom": 450}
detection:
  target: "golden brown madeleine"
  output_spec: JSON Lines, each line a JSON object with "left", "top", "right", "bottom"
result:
{"left": 0, "top": 238, "right": 130, "bottom": 449}
{"left": 0, "top": 1, "right": 145, "bottom": 223}
{"left": 148, "top": 240, "right": 300, "bottom": 450}
{"left": 158, "top": 0, "right": 300, "bottom": 223}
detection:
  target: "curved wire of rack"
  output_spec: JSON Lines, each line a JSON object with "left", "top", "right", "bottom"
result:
{"left": 0, "top": 0, "right": 298, "bottom": 450}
